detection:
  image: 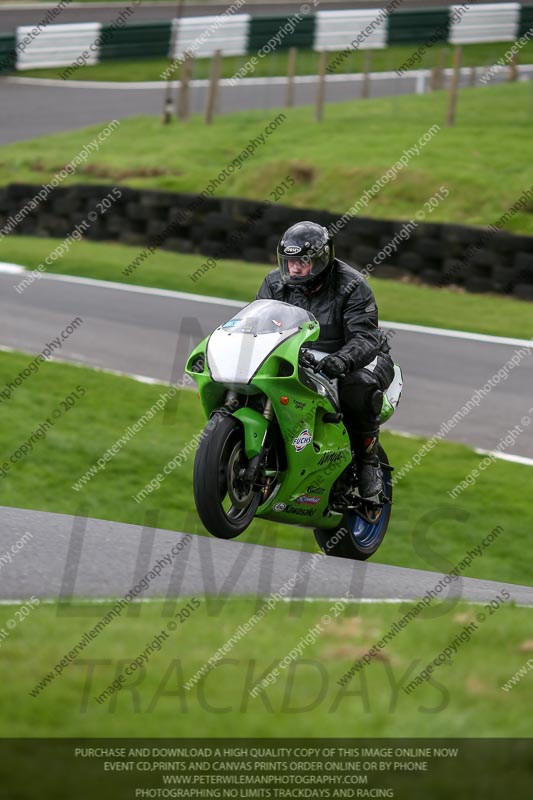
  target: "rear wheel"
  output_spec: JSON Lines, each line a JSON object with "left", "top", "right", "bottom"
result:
{"left": 313, "top": 445, "right": 392, "bottom": 560}
{"left": 193, "top": 413, "right": 261, "bottom": 539}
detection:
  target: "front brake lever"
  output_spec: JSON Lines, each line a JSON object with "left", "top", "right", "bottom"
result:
{"left": 299, "top": 350, "right": 317, "bottom": 370}
{"left": 301, "top": 351, "right": 329, "bottom": 379}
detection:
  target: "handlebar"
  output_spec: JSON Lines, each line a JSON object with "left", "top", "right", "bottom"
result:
{"left": 299, "top": 348, "right": 348, "bottom": 380}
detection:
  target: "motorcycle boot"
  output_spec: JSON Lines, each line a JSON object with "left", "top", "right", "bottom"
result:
{"left": 352, "top": 434, "right": 383, "bottom": 503}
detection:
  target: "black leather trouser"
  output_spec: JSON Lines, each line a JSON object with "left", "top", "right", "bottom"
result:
{"left": 338, "top": 353, "right": 395, "bottom": 441}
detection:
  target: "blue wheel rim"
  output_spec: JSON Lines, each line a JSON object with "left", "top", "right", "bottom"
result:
{"left": 347, "top": 467, "right": 392, "bottom": 550}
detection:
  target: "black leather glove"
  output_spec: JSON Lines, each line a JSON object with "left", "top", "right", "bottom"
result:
{"left": 316, "top": 354, "right": 348, "bottom": 379}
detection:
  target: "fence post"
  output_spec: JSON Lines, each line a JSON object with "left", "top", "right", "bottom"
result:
{"left": 431, "top": 47, "right": 446, "bottom": 91}
{"left": 286, "top": 46, "right": 297, "bottom": 108}
{"left": 362, "top": 50, "right": 372, "bottom": 98}
{"left": 445, "top": 45, "right": 462, "bottom": 127}
{"left": 177, "top": 50, "right": 193, "bottom": 120}
{"left": 315, "top": 50, "right": 327, "bottom": 122}
{"left": 205, "top": 49, "right": 222, "bottom": 125}
{"left": 509, "top": 52, "right": 518, "bottom": 82}
{"left": 162, "top": 0, "right": 185, "bottom": 125}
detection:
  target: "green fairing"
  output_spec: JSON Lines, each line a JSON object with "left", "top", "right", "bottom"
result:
{"left": 380, "top": 394, "right": 394, "bottom": 424}
{"left": 185, "top": 314, "right": 396, "bottom": 531}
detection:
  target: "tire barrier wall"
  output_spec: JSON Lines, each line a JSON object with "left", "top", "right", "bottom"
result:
{"left": 1, "top": 182, "right": 533, "bottom": 300}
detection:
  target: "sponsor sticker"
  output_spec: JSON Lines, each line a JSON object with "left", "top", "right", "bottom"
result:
{"left": 307, "top": 485, "right": 324, "bottom": 495}
{"left": 295, "top": 494, "right": 321, "bottom": 505}
{"left": 292, "top": 428, "right": 312, "bottom": 452}
{"left": 273, "top": 502, "right": 287, "bottom": 512}
{"left": 284, "top": 245, "right": 302, "bottom": 255}
{"left": 222, "top": 318, "right": 240, "bottom": 328}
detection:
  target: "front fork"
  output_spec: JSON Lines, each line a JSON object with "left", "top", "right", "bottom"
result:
{"left": 242, "top": 398, "right": 274, "bottom": 484}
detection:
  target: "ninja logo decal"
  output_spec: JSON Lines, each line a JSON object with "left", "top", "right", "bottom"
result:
{"left": 318, "top": 450, "right": 346, "bottom": 466}
{"left": 292, "top": 429, "right": 312, "bottom": 452}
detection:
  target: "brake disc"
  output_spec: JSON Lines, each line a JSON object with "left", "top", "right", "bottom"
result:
{"left": 226, "top": 442, "right": 254, "bottom": 508}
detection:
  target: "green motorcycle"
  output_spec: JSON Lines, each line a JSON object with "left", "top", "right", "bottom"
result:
{"left": 185, "top": 299, "right": 403, "bottom": 560}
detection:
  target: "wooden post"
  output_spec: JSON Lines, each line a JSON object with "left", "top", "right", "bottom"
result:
{"left": 205, "top": 49, "right": 222, "bottom": 125}
{"left": 162, "top": 0, "right": 184, "bottom": 125}
{"left": 509, "top": 52, "right": 518, "bottom": 82}
{"left": 362, "top": 50, "right": 372, "bottom": 98}
{"left": 177, "top": 50, "right": 193, "bottom": 120}
{"left": 315, "top": 50, "right": 327, "bottom": 122}
{"left": 431, "top": 47, "right": 446, "bottom": 91}
{"left": 286, "top": 47, "right": 297, "bottom": 108}
{"left": 445, "top": 45, "right": 462, "bottom": 127}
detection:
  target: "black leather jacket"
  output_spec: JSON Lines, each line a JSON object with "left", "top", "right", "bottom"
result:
{"left": 256, "top": 259, "right": 391, "bottom": 372}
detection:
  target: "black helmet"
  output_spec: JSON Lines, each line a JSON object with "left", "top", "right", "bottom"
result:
{"left": 277, "top": 221, "right": 334, "bottom": 287}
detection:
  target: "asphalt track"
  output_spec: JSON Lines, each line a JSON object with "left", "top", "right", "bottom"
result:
{"left": 1, "top": 269, "right": 532, "bottom": 459}
{"left": 3, "top": 1, "right": 532, "bottom": 30}
{"left": 0, "top": 72, "right": 420, "bottom": 144}
{"left": 2, "top": 505, "right": 533, "bottom": 603}
{"left": 3, "top": 64, "right": 532, "bottom": 146}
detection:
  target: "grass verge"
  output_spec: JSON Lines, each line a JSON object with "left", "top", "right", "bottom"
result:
{"left": 3, "top": 236, "right": 533, "bottom": 340}
{"left": 2, "top": 598, "right": 532, "bottom": 737}
{"left": 1, "top": 351, "right": 532, "bottom": 586}
{"left": 15, "top": 40, "right": 533, "bottom": 83}
{"left": 1, "top": 84, "right": 533, "bottom": 232}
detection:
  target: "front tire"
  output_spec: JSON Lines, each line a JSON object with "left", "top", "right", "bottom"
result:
{"left": 193, "top": 413, "right": 261, "bottom": 539}
{"left": 313, "top": 444, "right": 393, "bottom": 560}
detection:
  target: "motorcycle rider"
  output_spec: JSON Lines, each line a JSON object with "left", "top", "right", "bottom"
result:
{"left": 256, "top": 220, "right": 394, "bottom": 503}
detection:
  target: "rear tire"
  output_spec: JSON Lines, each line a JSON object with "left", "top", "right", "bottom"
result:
{"left": 313, "top": 444, "right": 392, "bottom": 560}
{"left": 193, "top": 412, "right": 261, "bottom": 539}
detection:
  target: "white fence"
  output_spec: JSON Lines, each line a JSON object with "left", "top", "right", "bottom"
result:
{"left": 16, "top": 22, "right": 101, "bottom": 70}
{"left": 171, "top": 14, "right": 250, "bottom": 59}
{"left": 315, "top": 9, "right": 388, "bottom": 52}
{"left": 450, "top": 3, "right": 522, "bottom": 44}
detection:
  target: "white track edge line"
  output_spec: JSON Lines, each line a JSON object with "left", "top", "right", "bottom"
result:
{"left": 473, "top": 448, "right": 533, "bottom": 467}
{"left": 0, "top": 597, "right": 531, "bottom": 607}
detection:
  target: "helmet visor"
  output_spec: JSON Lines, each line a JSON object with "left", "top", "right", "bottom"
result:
{"left": 278, "top": 251, "right": 330, "bottom": 285}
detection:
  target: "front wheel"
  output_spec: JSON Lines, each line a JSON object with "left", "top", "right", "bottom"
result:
{"left": 313, "top": 445, "right": 392, "bottom": 560}
{"left": 193, "top": 412, "right": 261, "bottom": 539}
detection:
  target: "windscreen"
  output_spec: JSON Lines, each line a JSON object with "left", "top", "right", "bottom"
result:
{"left": 221, "top": 299, "right": 316, "bottom": 335}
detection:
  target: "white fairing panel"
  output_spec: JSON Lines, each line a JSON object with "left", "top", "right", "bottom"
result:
{"left": 207, "top": 328, "right": 297, "bottom": 383}
{"left": 365, "top": 358, "right": 403, "bottom": 410}
{"left": 386, "top": 365, "right": 403, "bottom": 409}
